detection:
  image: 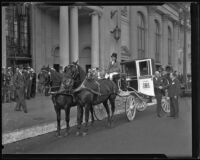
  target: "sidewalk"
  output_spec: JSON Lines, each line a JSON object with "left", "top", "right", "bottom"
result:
{"left": 2, "top": 93, "right": 126, "bottom": 144}
{"left": 2, "top": 94, "right": 76, "bottom": 133}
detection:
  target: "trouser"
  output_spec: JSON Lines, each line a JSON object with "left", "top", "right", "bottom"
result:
{"left": 170, "top": 97, "right": 179, "bottom": 117}
{"left": 27, "top": 80, "right": 32, "bottom": 98}
{"left": 15, "top": 88, "right": 27, "bottom": 112}
{"left": 156, "top": 94, "right": 162, "bottom": 116}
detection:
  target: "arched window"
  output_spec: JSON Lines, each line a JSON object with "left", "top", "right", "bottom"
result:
{"left": 155, "top": 20, "right": 161, "bottom": 63}
{"left": 137, "top": 12, "right": 145, "bottom": 59}
{"left": 168, "top": 27, "right": 172, "bottom": 65}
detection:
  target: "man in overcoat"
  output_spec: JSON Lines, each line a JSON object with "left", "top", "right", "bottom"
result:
{"left": 13, "top": 64, "right": 28, "bottom": 113}
{"left": 153, "top": 71, "right": 163, "bottom": 117}
{"left": 105, "top": 53, "right": 121, "bottom": 80}
{"left": 168, "top": 72, "right": 181, "bottom": 118}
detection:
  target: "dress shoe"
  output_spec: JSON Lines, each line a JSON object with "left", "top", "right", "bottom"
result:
{"left": 24, "top": 110, "right": 28, "bottom": 113}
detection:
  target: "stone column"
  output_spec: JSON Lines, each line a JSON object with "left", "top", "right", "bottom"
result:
{"left": 70, "top": 6, "right": 79, "bottom": 63}
{"left": 60, "top": 6, "right": 70, "bottom": 67}
{"left": 173, "top": 21, "right": 179, "bottom": 71}
{"left": 90, "top": 11, "right": 100, "bottom": 68}
{"left": 161, "top": 14, "right": 168, "bottom": 66}
{"left": 2, "top": 7, "right": 6, "bottom": 68}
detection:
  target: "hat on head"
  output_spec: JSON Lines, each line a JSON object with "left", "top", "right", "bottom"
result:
{"left": 111, "top": 53, "right": 117, "bottom": 58}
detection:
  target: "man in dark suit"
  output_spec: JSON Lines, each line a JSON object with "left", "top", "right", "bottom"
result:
{"left": 168, "top": 72, "right": 181, "bottom": 119}
{"left": 13, "top": 64, "right": 28, "bottom": 113}
{"left": 105, "top": 53, "right": 121, "bottom": 80}
{"left": 153, "top": 71, "right": 163, "bottom": 117}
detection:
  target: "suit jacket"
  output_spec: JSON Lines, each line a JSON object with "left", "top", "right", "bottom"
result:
{"left": 168, "top": 78, "right": 181, "bottom": 97}
{"left": 107, "top": 61, "right": 121, "bottom": 73}
{"left": 13, "top": 71, "right": 26, "bottom": 89}
{"left": 153, "top": 76, "right": 163, "bottom": 96}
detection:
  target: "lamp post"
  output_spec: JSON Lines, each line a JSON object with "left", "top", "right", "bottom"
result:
{"left": 179, "top": 5, "right": 190, "bottom": 84}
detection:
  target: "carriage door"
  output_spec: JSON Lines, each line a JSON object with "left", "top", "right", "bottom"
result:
{"left": 136, "top": 59, "right": 155, "bottom": 96}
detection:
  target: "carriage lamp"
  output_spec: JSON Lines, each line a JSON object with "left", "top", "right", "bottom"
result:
{"left": 110, "top": 25, "right": 121, "bottom": 41}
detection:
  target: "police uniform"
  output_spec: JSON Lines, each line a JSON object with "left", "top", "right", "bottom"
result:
{"left": 168, "top": 77, "right": 180, "bottom": 118}
{"left": 13, "top": 65, "right": 28, "bottom": 113}
{"left": 153, "top": 76, "right": 163, "bottom": 117}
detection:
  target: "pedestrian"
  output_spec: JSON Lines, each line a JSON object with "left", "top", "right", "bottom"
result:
{"left": 153, "top": 71, "right": 163, "bottom": 117}
{"left": 26, "top": 66, "right": 33, "bottom": 99}
{"left": 168, "top": 71, "right": 181, "bottom": 119}
{"left": 13, "top": 64, "right": 28, "bottom": 113}
{"left": 31, "top": 68, "right": 36, "bottom": 98}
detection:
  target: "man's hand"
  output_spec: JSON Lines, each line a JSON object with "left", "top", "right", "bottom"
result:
{"left": 174, "top": 96, "right": 177, "bottom": 99}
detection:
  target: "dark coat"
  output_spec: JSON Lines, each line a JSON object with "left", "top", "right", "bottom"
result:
{"left": 107, "top": 61, "right": 121, "bottom": 73}
{"left": 13, "top": 71, "right": 26, "bottom": 89}
{"left": 153, "top": 76, "right": 163, "bottom": 96}
{"left": 168, "top": 78, "right": 181, "bottom": 97}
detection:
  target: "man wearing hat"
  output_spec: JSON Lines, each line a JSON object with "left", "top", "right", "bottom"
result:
{"left": 105, "top": 53, "right": 121, "bottom": 80}
{"left": 13, "top": 64, "right": 28, "bottom": 113}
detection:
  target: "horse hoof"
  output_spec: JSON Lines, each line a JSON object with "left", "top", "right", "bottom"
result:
{"left": 55, "top": 133, "right": 62, "bottom": 137}
{"left": 82, "top": 132, "right": 88, "bottom": 136}
{"left": 76, "top": 131, "right": 81, "bottom": 136}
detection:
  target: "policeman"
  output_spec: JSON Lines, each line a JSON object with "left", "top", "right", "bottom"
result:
{"left": 31, "top": 68, "right": 36, "bottom": 98}
{"left": 13, "top": 64, "right": 28, "bottom": 113}
{"left": 168, "top": 72, "right": 181, "bottom": 119}
{"left": 153, "top": 71, "right": 163, "bottom": 117}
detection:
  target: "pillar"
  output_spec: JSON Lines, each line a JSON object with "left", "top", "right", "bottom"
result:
{"left": 91, "top": 11, "right": 100, "bottom": 68}
{"left": 70, "top": 6, "right": 79, "bottom": 63}
{"left": 60, "top": 6, "right": 70, "bottom": 67}
{"left": 161, "top": 15, "right": 168, "bottom": 66}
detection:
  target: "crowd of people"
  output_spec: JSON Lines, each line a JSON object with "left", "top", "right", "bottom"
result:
{"left": 2, "top": 64, "right": 36, "bottom": 105}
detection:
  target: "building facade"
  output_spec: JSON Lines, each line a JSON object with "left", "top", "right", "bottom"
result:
{"left": 2, "top": 3, "right": 191, "bottom": 75}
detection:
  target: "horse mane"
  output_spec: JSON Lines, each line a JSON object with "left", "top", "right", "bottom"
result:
{"left": 77, "top": 64, "right": 86, "bottom": 82}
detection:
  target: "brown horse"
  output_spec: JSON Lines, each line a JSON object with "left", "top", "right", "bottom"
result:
{"left": 38, "top": 64, "right": 95, "bottom": 137}
{"left": 69, "top": 67, "right": 118, "bottom": 136}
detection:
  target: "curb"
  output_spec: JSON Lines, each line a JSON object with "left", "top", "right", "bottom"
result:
{"left": 2, "top": 109, "right": 125, "bottom": 145}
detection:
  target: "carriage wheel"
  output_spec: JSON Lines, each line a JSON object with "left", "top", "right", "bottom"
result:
{"left": 93, "top": 101, "right": 111, "bottom": 121}
{"left": 125, "top": 95, "right": 137, "bottom": 121}
{"left": 136, "top": 99, "right": 147, "bottom": 112}
{"left": 161, "top": 97, "right": 170, "bottom": 113}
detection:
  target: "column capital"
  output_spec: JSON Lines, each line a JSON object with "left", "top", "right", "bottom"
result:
{"left": 89, "top": 10, "right": 102, "bottom": 17}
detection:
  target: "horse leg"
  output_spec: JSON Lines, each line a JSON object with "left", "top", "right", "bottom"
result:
{"left": 64, "top": 106, "right": 71, "bottom": 136}
{"left": 76, "top": 105, "right": 83, "bottom": 136}
{"left": 55, "top": 108, "right": 61, "bottom": 137}
{"left": 109, "top": 97, "right": 116, "bottom": 122}
{"left": 82, "top": 104, "right": 90, "bottom": 136}
{"left": 90, "top": 106, "right": 95, "bottom": 126}
{"left": 103, "top": 100, "right": 111, "bottom": 127}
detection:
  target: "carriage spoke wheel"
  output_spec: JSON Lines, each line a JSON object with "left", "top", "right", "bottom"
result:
{"left": 161, "top": 97, "right": 170, "bottom": 113}
{"left": 136, "top": 98, "right": 147, "bottom": 112}
{"left": 94, "top": 102, "right": 111, "bottom": 121}
{"left": 125, "top": 95, "right": 136, "bottom": 121}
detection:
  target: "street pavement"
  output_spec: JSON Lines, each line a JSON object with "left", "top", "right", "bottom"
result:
{"left": 2, "top": 97, "right": 192, "bottom": 157}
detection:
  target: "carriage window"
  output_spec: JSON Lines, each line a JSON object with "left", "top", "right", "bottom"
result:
{"left": 139, "top": 61, "right": 151, "bottom": 76}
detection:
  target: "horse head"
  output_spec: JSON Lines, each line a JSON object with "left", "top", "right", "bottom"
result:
{"left": 62, "top": 62, "right": 85, "bottom": 90}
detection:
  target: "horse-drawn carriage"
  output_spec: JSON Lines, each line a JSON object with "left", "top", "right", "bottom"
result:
{"left": 38, "top": 58, "right": 170, "bottom": 136}
{"left": 94, "top": 58, "right": 170, "bottom": 121}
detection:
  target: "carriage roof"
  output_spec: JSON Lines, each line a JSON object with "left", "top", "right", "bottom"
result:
{"left": 120, "top": 58, "right": 153, "bottom": 65}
